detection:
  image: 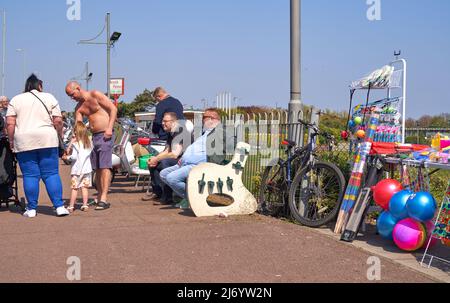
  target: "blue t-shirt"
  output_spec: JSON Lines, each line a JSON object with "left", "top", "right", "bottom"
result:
{"left": 152, "top": 96, "right": 184, "bottom": 140}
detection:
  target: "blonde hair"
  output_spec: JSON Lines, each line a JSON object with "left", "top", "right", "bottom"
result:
{"left": 74, "top": 121, "right": 91, "bottom": 149}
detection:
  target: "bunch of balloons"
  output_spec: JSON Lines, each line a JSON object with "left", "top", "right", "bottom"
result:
{"left": 373, "top": 179, "right": 438, "bottom": 252}
{"left": 341, "top": 116, "right": 365, "bottom": 141}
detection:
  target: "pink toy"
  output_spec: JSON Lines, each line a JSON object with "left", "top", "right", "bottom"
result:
{"left": 440, "top": 139, "right": 450, "bottom": 149}
{"left": 392, "top": 218, "right": 427, "bottom": 252}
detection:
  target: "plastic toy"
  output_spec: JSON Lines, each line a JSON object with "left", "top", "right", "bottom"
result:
{"left": 407, "top": 192, "right": 437, "bottom": 222}
{"left": 356, "top": 130, "right": 366, "bottom": 139}
{"left": 389, "top": 190, "right": 413, "bottom": 220}
{"left": 372, "top": 179, "right": 403, "bottom": 210}
{"left": 377, "top": 211, "right": 399, "bottom": 240}
{"left": 393, "top": 218, "right": 427, "bottom": 252}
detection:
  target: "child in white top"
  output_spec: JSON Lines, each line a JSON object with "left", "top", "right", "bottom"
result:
{"left": 62, "top": 122, "right": 93, "bottom": 212}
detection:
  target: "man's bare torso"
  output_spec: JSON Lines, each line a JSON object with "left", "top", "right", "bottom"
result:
{"left": 76, "top": 91, "right": 110, "bottom": 134}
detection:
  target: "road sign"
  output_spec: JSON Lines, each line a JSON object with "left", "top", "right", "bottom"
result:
{"left": 110, "top": 78, "right": 125, "bottom": 96}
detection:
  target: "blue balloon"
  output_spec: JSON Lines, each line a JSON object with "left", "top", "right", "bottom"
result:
{"left": 377, "top": 211, "right": 399, "bottom": 240}
{"left": 407, "top": 192, "right": 437, "bottom": 222}
{"left": 389, "top": 190, "right": 413, "bottom": 220}
{"left": 348, "top": 120, "right": 356, "bottom": 129}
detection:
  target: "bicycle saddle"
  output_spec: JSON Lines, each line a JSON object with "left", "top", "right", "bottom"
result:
{"left": 281, "top": 140, "right": 297, "bottom": 148}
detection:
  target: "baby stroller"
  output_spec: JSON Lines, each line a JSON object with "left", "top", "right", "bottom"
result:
{"left": 0, "top": 125, "right": 25, "bottom": 211}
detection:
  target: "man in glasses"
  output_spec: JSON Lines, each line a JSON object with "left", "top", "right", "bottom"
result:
{"left": 142, "top": 112, "right": 190, "bottom": 204}
{"left": 160, "top": 109, "right": 225, "bottom": 209}
{"left": 151, "top": 87, "right": 184, "bottom": 140}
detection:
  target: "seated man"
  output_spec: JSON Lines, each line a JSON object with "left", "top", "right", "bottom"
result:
{"left": 160, "top": 108, "right": 225, "bottom": 209}
{"left": 142, "top": 112, "right": 188, "bottom": 204}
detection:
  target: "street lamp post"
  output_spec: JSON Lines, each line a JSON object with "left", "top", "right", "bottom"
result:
{"left": 289, "top": 0, "right": 302, "bottom": 145}
{"left": 15, "top": 48, "right": 26, "bottom": 83}
{"left": 78, "top": 13, "right": 121, "bottom": 99}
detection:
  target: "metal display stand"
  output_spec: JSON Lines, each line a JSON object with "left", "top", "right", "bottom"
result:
{"left": 349, "top": 59, "right": 407, "bottom": 143}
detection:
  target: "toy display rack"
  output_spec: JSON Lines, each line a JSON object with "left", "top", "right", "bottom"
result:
{"left": 349, "top": 59, "right": 407, "bottom": 144}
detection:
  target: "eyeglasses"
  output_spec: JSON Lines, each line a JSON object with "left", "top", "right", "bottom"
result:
{"left": 162, "top": 119, "right": 174, "bottom": 123}
{"left": 203, "top": 115, "right": 218, "bottom": 120}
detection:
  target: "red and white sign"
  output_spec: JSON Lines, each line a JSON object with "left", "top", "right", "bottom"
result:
{"left": 110, "top": 78, "right": 125, "bottom": 96}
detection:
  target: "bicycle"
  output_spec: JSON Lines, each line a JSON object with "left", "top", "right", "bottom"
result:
{"left": 259, "top": 120, "right": 346, "bottom": 227}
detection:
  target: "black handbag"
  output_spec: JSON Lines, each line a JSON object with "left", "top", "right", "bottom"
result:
{"left": 30, "top": 91, "right": 66, "bottom": 157}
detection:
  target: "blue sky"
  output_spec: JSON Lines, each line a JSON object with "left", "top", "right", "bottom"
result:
{"left": 1, "top": 0, "right": 449, "bottom": 118}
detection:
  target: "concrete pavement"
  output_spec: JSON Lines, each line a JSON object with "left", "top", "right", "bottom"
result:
{"left": 0, "top": 162, "right": 445, "bottom": 283}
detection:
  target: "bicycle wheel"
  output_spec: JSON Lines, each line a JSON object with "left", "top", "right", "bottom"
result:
{"left": 288, "top": 161, "right": 345, "bottom": 227}
{"left": 258, "top": 160, "right": 287, "bottom": 217}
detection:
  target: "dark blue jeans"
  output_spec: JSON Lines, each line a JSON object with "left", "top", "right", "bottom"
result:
{"left": 16, "top": 147, "right": 64, "bottom": 210}
{"left": 150, "top": 158, "right": 178, "bottom": 201}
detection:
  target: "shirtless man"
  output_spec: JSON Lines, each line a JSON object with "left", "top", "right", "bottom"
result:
{"left": 65, "top": 81, "right": 117, "bottom": 210}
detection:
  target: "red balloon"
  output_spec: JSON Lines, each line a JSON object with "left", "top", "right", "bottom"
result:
{"left": 371, "top": 179, "right": 403, "bottom": 210}
{"left": 341, "top": 131, "right": 349, "bottom": 140}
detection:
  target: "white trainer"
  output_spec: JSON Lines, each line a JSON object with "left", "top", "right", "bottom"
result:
{"left": 56, "top": 206, "right": 70, "bottom": 217}
{"left": 23, "top": 209, "right": 37, "bottom": 218}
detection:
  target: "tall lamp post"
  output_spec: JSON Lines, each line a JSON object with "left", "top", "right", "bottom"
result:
{"left": 78, "top": 13, "right": 121, "bottom": 99}
{"left": 15, "top": 48, "right": 26, "bottom": 83}
{"left": 289, "top": 0, "right": 302, "bottom": 144}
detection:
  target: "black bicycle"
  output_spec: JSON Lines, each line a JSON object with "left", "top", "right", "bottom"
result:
{"left": 259, "top": 120, "right": 346, "bottom": 227}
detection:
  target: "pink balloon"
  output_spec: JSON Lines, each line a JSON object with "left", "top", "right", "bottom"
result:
{"left": 393, "top": 218, "right": 427, "bottom": 252}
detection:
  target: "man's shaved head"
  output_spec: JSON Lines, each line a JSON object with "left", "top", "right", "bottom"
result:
{"left": 65, "top": 81, "right": 80, "bottom": 93}
{"left": 66, "top": 81, "right": 83, "bottom": 101}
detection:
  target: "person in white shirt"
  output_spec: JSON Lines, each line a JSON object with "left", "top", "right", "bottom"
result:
{"left": 62, "top": 122, "right": 93, "bottom": 212}
{"left": 6, "top": 74, "right": 69, "bottom": 217}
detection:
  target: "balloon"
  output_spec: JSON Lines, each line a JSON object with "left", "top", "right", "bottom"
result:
{"left": 377, "top": 211, "right": 399, "bottom": 240}
{"left": 393, "top": 218, "right": 427, "bottom": 252}
{"left": 341, "top": 130, "right": 349, "bottom": 140}
{"left": 356, "top": 130, "right": 366, "bottom": 139}
{"left": 348, "top": 120, "right": 356, "bottom": 128}
{"left": 372, "top": 179, "right": 403, "bottom": 210}
{"left": 389, "top": 190, "right": 413, "bottom": 220}
{"left": 407, "top": 192, "right": 437, "bottom": 222}
{"left": 354, "top": 116, "right": 363, "bottom": 125}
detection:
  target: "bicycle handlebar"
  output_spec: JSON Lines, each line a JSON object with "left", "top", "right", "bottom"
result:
{"left": 298, "top": 119, "right": 335, "bottom": 143}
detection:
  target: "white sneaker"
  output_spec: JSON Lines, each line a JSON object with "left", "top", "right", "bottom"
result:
{"left": 56, "top": 206, "right": 70, "bottom": 217}
{"left": 23, "top": 209, "right": 37, "bottom": 218}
